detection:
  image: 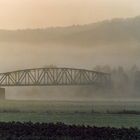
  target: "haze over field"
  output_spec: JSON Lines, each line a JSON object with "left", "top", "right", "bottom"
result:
{"left": 1, "top": 16, "right": 140, "bottom": 71}
{"left": 0, "top": 16, "right": 139, "bottom": 100}
{"left": 0, "top": 0, "right": 140, "bottom": 100}
{"left": 0, "top": 0, "right": 140, "bottom": 71}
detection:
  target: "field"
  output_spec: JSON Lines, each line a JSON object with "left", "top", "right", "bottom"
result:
{"left": 0, "top": 100, "right": 140, "bottom": 128}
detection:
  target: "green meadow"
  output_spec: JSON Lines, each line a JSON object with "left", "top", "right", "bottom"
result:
{"left": 0, "top": 100, "right": 140, "bottom": 128}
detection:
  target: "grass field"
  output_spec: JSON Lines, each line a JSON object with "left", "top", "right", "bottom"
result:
{"left": 0, "top": 100, "right": 140, "bottom": 128}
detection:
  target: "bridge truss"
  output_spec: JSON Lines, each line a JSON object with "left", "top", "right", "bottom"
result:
{"left": 0, "top": 68, "right": 111, "bottom": 87}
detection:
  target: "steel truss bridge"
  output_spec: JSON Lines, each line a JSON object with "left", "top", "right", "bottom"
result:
{"left": 0, "top": 67, "right": 111, "bottom": 87}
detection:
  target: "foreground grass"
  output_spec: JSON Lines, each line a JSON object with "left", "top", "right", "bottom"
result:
{"left": 0, "top": 112, "right": 140, "bottom": 128}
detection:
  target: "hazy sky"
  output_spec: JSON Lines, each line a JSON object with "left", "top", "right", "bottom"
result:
{"left": 0, "top": 0, "right": 140, "bottom": 29}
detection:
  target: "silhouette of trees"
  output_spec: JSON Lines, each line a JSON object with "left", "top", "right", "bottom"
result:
{"left": 93, "top": 65, "right": 140, "bottom": 93}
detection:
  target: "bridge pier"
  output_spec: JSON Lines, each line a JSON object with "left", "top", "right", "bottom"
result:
{"left": 0, "top": 88, "right": 5, "bottom": 100}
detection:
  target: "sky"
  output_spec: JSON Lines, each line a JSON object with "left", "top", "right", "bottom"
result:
{"left": 0, "top": 0, "right": 140, "bottom": 29}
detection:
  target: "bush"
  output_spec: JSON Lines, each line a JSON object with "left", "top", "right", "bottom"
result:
{"left": 0, "top": 122, "right": 139, "bottom": 140}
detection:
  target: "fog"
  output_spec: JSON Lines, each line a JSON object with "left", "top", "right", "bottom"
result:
{"left": 0, "top": 42, "right": 140, "bottom": 72}
{"left": 0, "top": 42, "right": 139, "bottom": 100}
{"left": 0, "top": 16, "right": 140, "bottom": 100}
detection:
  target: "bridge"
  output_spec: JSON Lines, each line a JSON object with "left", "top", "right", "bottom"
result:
{"left": 0, "top": 67, "right": 111, "bottom": 87}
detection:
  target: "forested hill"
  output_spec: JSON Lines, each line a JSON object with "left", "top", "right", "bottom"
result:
{"left": 1, "top": 16, "right": 140, "bottom": 46}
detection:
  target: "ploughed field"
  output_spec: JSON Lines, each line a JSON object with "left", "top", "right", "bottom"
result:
{"left": 0, "top": 100, "right": 140, "bottom": 128}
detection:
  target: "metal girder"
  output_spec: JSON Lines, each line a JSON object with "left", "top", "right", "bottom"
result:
{"left": 0, "top": 68, "right": 111, "bottom": 87}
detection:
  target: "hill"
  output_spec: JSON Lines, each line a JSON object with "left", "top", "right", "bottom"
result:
{"left": 1, "top": 16, "right": 140, "bottom": 46}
